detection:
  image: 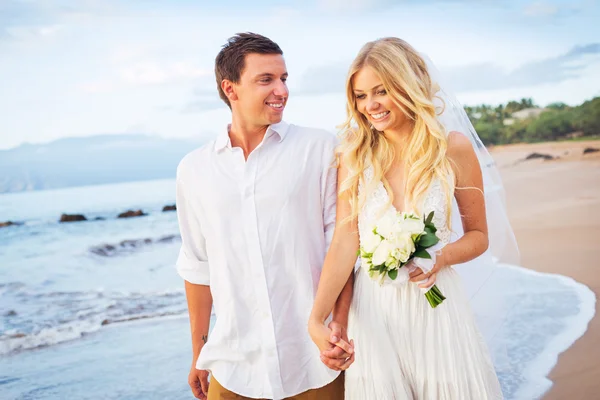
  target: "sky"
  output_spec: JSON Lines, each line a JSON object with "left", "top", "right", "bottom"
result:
{"left": 0, "top": 0, "right": 599, "bottom": 150}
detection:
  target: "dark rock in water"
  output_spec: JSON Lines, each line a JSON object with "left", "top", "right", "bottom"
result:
{"left": 90, "top": 234, "right": 180, "bottom": 256}
{"left": 4, "top": 310, "right": 17, "bottom": 317}
{"left": 94, "top": 217, "right": 106, "bottom": 221}
{"left": 90, "top": 238, "right": 153, "bottom": 256}
{"left": 116, "top": 238, "right": 151, "bottom": 247}
{"left": 120, "top": 239, "right": 143, "bottom": 248}
{"left": 59, "top": 213, "right": 87, "bottom": 223}
{"left": 0, "top": 221, "right": 23, "bottom": 228}
{"left": 157, "top": 234, "right": 179, "bottom": 243}
{"left": 524, "top": 152, "right": 555, "bottom": 161}
{"left": 583, "top": 147, "right": 599, "bottom": 155}
{"left": 101, "top": 319, "right": 110, "bottom": 326}
{"left": 117, "top": 209, "right": 147, "bottom": 218}
{"left": 90, "top": 244, "right": 117, "bottom": 256}
{"left": 162, "top": 204, "right": 176, "bottom": 212}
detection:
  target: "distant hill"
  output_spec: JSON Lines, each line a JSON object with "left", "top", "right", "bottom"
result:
{"left": 0, "top": 134, "right": 206, "bottom": 193}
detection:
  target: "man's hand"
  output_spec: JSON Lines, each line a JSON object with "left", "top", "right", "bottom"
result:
{"left": 308, "top": 318, "right": 353, "bottom": 364}
{"left": 319, "top": 320, "right": 355, "bottom": 371}
{"left": 188, "top": 365, "right": 210, "bottom": 400}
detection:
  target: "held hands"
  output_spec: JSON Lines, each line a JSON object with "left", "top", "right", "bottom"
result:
{"left": 309, "top": 319, "right": 355, "bottom": 371}
{"left": 409, "top": 248, "right": 448, "bottom": 288}
{"left": 188, "top": 364, "right": 210, "bottom": 400}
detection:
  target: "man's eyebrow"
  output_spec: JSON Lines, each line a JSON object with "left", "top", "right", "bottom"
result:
{"left": 354, "top": 84, "right": 384, "bottom": 93}
{"left": 254, "top": 72, "right": 288, "bottom": 79}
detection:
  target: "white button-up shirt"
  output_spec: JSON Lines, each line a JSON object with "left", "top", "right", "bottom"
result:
{"left": 175, "top": 121, "right": 339, "bottom": 399}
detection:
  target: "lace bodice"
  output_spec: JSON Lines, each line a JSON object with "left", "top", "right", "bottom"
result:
{"left": 358, "top": 166, "right": 452, "bottom": 248}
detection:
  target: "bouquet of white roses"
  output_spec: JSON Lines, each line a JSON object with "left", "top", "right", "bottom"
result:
{"left": 359, "top": 211, "right": 446, "bottom": 308}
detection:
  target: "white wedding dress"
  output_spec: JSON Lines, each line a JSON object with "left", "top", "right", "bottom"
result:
{"left": 345, "top": 167, "right": 503, "bottom": 400}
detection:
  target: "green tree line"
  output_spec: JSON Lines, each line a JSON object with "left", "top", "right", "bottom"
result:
{"left": 465, "top": 96, "right": 600, "bottom": 145}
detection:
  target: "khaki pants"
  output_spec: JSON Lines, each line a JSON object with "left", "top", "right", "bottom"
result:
{"left": 207, "top": 373, "right": 344, "bottom": 400}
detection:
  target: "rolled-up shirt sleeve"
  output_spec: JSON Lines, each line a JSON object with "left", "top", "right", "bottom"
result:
{"left": 175, "top": 162, "right": 210, "bottom": 285}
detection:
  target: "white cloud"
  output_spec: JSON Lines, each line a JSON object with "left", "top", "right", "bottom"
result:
{"left": 77, "top": 80, "right": 114, "bottom": 94}
{"left": 524, "top": 1, "right": 560, "bottom": 17}
{"left": 294, "top": 62, "right": 349, "bottom": 95}
{"left": 317, "top": 0, "right": 396, "bottom": 12}
{"left": 4, "top": 23, "right": 63, "bottom": 40}
{"left": 182, "top": 97, "right": 227, "bottom": 114}
{"left": 78, "top": 62, "right": 211, "bottom": 93}
{"left": 119, "top": 62, "right": 210, "bottom": 86}
{"left": 522, "top": 0, "right": 595, "bottom": 18}
{"left": 269, "top": 6, "right": 303, "bottom": 20}
{"left": 315, "top": 0, "right": 502, "bottom": 12}
{"left": 442, "top": 43, "right": 600, "bottom": 92}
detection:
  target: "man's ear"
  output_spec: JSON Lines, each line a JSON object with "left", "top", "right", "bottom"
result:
{"left": 221, "top": 80, "right": 238, "bottom": 103}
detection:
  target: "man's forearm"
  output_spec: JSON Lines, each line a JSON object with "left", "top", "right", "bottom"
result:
{"left": 332, "top": 271, "right": 354, "bottom": 327}
{"left": 184, "top": 280, "right": 213, "bottom": 362}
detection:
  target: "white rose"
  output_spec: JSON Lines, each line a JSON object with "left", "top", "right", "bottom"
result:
{"left": 401, "top": 217, "right": 425, "bottom": 237}
{"left": 372, "top": 239, "right": 395, "bottom": 266}
{"left": 375, "top": 214, "right": 395, "bottom": 238}
{"left": 385, "top": 258, "right": 400, "bottom": 270}
{"left": 391, "top": 232, "right": 415, "bottom": 263}
{"left": 361, "top": 230, "right": 382, "bottom": 254}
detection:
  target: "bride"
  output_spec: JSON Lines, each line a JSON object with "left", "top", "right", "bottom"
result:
{"left": 308, "top": 37, "right": 514, "bottom": 399}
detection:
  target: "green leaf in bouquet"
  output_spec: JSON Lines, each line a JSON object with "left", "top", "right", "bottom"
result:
{"left": 424, "top": 224, "right": 437, "bottom": 234}
{"left": 388, "top": 269, "right": 398, "bottom": 280}
{"left": 418, "top": 233, "right": 439, "bottom": 248}
{"left": 425, "top": 211, "right": 434, "bottom": 225}
{"left": 412, "top": 248, "right": 431, "bottom": 259}
{"left": 371, "top": 264, "right": 384, "bottom": 273}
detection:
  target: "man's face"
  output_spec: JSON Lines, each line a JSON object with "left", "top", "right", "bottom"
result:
{"left": 232, "top": 53, "right": 289, "bottom": 126}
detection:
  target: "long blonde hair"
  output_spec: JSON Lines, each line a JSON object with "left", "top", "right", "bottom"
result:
{"left": 338, "top": 37, "right": 455, "bottom": 224}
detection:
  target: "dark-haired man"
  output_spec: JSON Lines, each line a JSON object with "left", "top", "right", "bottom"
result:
{"left": 176, "top": 32, "right": 354, "bottom": 400}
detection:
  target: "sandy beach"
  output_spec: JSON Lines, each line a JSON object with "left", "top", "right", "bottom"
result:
{"left": 492, "top": 140, "right": 600, "bottom": 399}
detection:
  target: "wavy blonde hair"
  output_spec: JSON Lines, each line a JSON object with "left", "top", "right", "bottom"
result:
{"left": 338, "top": 37, "right": 455, "bottom": 225}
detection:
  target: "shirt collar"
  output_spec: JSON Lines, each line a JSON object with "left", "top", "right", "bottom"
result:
{"left": 214, "top": 127, "right": 232, "bottom": 152}
{"left": 268, "top": 120, "right": 290, "bottom": 143}
{"left": 215, "top": 121, "right": 290, "bottom": 152}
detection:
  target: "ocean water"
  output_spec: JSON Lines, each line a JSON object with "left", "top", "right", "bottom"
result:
{"left": 0, "top": 179, "right": 595, "bottom": 399}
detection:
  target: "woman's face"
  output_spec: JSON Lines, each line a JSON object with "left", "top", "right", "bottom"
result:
{"left": 352, "top": 65, "right": 408, "bottom": 133}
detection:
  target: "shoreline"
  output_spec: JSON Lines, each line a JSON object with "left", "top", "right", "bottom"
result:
{"left": 492, "top": 139, "right": 600, "bottom": 399}
{"left": 504, "top": 265, "right": 596, "bottom": 400}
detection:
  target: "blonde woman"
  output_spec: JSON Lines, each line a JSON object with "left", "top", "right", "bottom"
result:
{"left": 308, "top": 37, "right": 510, "bottom": 399}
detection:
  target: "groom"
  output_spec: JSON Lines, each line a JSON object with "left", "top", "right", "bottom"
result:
{"left": 175, "top": 32, "right": 354, "bottom": 400}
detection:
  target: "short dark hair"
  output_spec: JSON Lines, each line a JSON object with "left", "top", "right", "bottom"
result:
{"left": 215, "top": 32, "right": 283, "bottom": 108}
